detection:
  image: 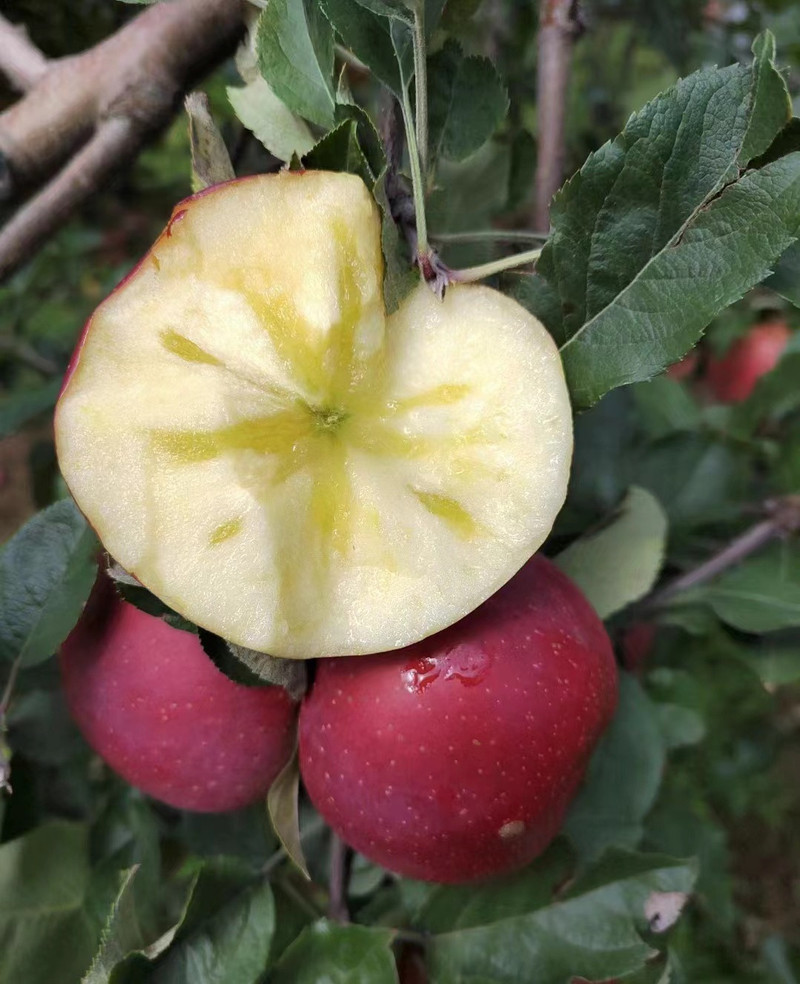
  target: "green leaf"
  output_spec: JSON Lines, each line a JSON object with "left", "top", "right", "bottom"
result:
{"left": 427, "top": 41, "right": 508, "bottom": 164}
{"left": 185, "top": 92, "right": 235, "bottom": 193}
{"left": 321, "top": 0, "right": 401, "bottom": 93}
{"left": 256, "top": 0, "right": 336, "bottom": 128}
{"left": 765, "top": 239, "right": 800, "bottom": 307}
{"left": 559, "top": 153, "right": 800, "bottom": 409}
{"left": 113, "top": 860, "right": 275, "bottom": 984}
{"left": 739, "top": 32, "right": 792, "bottom": 166}
{"left": 693, "top": 541, "right": 800, "bottom": 633}
{"left": 111, "top": 577, "right": 197, "bottom": 635}
{"left": 414, "top": 840, "right": 575, "bottom": 933}
{"left": 517, "top": 54, "right": 798, "bottom": 409}
{"left": 426, "top": 851, "right": 696, "bottom": 984}
{"left": 0, "top": 499, "right": 99, "bottom": 667}
{"left": 630, "top": 377, "right": 702, "bottom": 439}
{"left": 269, "top": 921, "right": 398, "bottom": 984}
{"left": 564, "top": 675, "right": 667, "bottom": 864}
{"left": 303, "top": 120, "right": 374, "bottom": 184}
{"left": 83, "top": 868, "right": 145, "bottom": 984}
{"left": 654, "top": 702, "right": 706, "bottom": 750}
{"left": 267, "top": 750, "right": 309, "bottom": 879}
{"left": 0, "top": 822, "right": 108, "bottom": 984}
{"left": 0, "top": 379, "right": 60, "bottom": 440}
{"left": 227, "top": 77, "right": 315, "bottom": 163}
{"left": 744, "top": 645, "right": 800, "bottom": 686}
{"left": 555, "top": 487, "right": 668, "bottom": 619}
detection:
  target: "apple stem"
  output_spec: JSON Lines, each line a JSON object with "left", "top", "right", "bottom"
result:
{"left": 433, "top": 229, "right": 549, "bottom": 244}
{"left": 449, "top": 246, "right": 544, "bottom": 284}
{"left": 413, "top": 3, "right": 428, "bottom": 182}
{"left": 327, "top": 833, "right": 352, "bottom": 922}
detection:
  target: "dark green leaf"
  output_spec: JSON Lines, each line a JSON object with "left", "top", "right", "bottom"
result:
{"left": 555, "top": 487, "right": 668, "bottom": 619}
{"left": 112, "top": 579, "right": 197, "bottom": 635}
{"left": 321, "top": 0, "right": 401, "bottom": 93}
{"left": 0, "top": 499, "right": 99, "bottom": 666}
{"left": 427, "top": 851, "right": 696, "bottom": 984}
{"left": 351, "top": 0, "right": 412, "bottom": 21}
{"left": 270, "top": 921, "right": 398, "bottom": 984}
{"left": 199, "top": 630, "right": 307, "bottom": 698}
{"left": 565, "top": 675, "right": 667, "bottom": 864}
{"left": 414, "top": 840, "right": 575, "bottom": 933}
{"left": 630, "top": 377, "right": 702, "bottom": 439}
{"left": 0, "top": 379, "right": 60, "bottom": 440}
{"left": 522, "top": 53, "right": 798, "bottom": 409}
{"left": 654, "top": 703, "right": 706, "bottom": 750}
{"left": 83, "top": 868, "right": 145, "bottom": 984}
{"left": 114, "top": 860, "right": 275, "bottom": 984}
{"left": 303, "top": 120, "right": 374, "bottom": 184}
{"left": 739, "top": 32, "right": 792, "bottom": 166}
{"left": 0, "top": 822, "right": 108, "bottom": 984}
{"left": 558, "top": 153, "right": 800, "bottom": 408}
{"left": 427, "top": 41, "right": 508, "bottom": 165}
{"left": 765, "top": 239, "right": 800, "bottom": 307}
{"left": 256, "top": 0, "right": 336, "bottom": 128}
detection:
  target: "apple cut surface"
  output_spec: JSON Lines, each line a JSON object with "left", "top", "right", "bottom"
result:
{"left": 55, "top": 171, "right": 572, "bottom": 659}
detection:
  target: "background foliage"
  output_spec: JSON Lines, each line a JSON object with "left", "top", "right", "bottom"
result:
{"left": 2, "top": 1, "right": 800, "bottom": 982}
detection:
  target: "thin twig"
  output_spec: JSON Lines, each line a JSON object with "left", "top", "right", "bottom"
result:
{"left": 0, "top": 336, "right": 60, "bottom": 375}
{"left": 0, "top": 16, "right": 48, "bottom": 92}
{"left": 643, "top": 496, "right": 800, "bottom": 610}
{"left": 328, "top": 833, "right": 351, "bottom": 922}
{"left": 433, "top": 229, "right": 549, "bottom": 244}
{"left": 0, "top": 117, "right": 139, "bottom": 281}
{"left": 534, "top": 0, "right": 582, "bottom": 230}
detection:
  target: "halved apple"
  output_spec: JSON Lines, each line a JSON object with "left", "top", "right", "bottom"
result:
{"left": 55, "top": 171, "right": 572, "bottom": 659}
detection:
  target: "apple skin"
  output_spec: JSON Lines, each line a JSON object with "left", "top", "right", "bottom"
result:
{"left": 299, "top": 555, "right": 618, "bottom": 883}
{"left": 60, "top": 578, "right": 297, "bottom": 812}
{"left": 706, "top": 320, "right": 791, "bottom": 403}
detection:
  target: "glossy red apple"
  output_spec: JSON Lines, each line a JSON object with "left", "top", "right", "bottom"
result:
{"left": 706, "top": 319, "right": 791, "bottom": 403}
{"left": 299, "top": 555, "right": 618, "bottom": 883}
{"left": 60, "top": 579, "right": 297, "bottom": 812}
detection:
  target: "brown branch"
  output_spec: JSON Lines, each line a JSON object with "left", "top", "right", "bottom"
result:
{"left": 0, "top": 16, "right": 48, "bottom": 93}
{"left": 0, "top": 0, "right": 244, "bottom": 282}
{"left": 0, "top": 118, "right": 140, "bottom": 281}
{"left": 643, "top": 496, "right": 800, "bottom": 610}
{"left": 534, "top": 0, "right": 582, "bottom": 231}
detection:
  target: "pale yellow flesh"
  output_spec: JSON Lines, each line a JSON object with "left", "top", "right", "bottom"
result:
{"left": 56, "top": 172, "right": 572, "bottom": 659}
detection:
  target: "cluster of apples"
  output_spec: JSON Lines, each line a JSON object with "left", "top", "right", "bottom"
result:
{"left": 55, "top": 171, "right": 618, "bottom": 883}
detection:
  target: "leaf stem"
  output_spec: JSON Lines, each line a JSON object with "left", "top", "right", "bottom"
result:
{"left": 400, "top": 82, "right": 430, "bottom": 260}
{"left": 449, "top": 246, "right": 544, "bottom": 283}
{"left": 412, "top": 2, "right": 428, "bottom": 181}
{"left": 327, "top": 833, "right": 351, "bottom": 922}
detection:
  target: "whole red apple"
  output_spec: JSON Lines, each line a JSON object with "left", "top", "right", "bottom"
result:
{"left": 706, "top": 319, "right": 791, "bottom": 403}
{"left": 299, "top": 555, "right": 618, "bottom": 883}
{"left": 60, "top": 579, "right": 297, "bottom": 812}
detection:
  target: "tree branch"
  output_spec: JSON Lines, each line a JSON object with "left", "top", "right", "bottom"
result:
{"left": 0, "top": 0, "right": 244, "bottom": 281}
{"left": 328, "top": 833, "right": 351, "bottom": 922}
{"left": 0, "top": 118, "right": 140, "bottom": 281}
{"left": 534, "top": 0, "right": 582, "bottom": 231}
{"left": 643, "top": 496, "right": 800, "bottom": 610}
{"left": 0, "top": 16, "right": 48, "bottom": 93}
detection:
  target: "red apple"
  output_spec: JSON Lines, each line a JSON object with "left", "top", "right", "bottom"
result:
{"left": 60, "top": 579, "right": 297, "bottom": 812}
{"left": 620, "top": 621, "right": 657, "bottom": 673}
{"left": 706, "top": 319, "right": 791, "bottom": 403}
{"left": 298, "top": 555, "right": 618, "bottom": 883}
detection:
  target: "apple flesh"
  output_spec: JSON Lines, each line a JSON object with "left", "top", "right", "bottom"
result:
{"left": 60, "top": 579, "right": 297, "bottom": 812}
{"left": 706, "top": 320, "right": 791, "bottom": 403}
{"left": 298, "top": 554, "right": 618, "bottom": 883}
{"left": 55, "top": 171, "right": 572, "bottom": 660}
